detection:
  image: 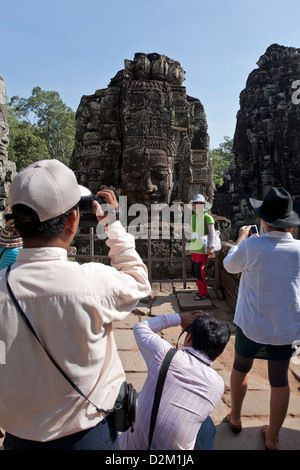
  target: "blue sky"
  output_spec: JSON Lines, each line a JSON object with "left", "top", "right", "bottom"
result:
{"left": 2, "top": 0, "right": 300, "bottom": 148}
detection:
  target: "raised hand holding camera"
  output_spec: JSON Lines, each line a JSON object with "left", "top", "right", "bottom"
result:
{"left": 249, "top": 225, "right": 259, "bottom": 237}
{"left": 79, "top": 188, "right": 120, "bottom": 225}
{"left": 93, "top": 189, "right": 120, "bottom": 225}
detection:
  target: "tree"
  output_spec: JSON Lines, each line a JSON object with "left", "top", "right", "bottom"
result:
{"left": 10, "top": 125, "right": 50, "bottom": 170}
{"left": 6, "top": 87, "right": 75, "bottom": 170}
{"left": 210, "top": 136, "right": 235, "bottom": 186}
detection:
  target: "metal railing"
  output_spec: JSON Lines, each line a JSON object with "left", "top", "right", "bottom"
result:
{"left": 73, "top": 226, "right": 192, "bottom": 287}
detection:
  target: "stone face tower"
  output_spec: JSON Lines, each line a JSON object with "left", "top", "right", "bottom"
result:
{"left": 214, "top": 44, "right": 300, "bottom": 235}
{"left": 0, "top": 77, "right": 17, "bottom": 222}
{"left": 70, "top": 53, "right": 214, "bottom": 208}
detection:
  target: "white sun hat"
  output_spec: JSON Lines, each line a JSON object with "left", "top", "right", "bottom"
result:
{"left": 189, "top": 194, "right": 212, "bottom": 210}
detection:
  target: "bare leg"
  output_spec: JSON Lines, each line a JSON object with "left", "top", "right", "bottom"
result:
{"left": 229, "top": 368, "right": 248, "bottom": 427}
{"left": 229, "top": 353, "right": 254, "bottom": 427}
{"left": 263, "top": 385, "right": 290, "bottom": 450}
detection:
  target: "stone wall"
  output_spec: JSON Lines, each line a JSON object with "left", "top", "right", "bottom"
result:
{"left": 214, "top": 44, "right": 300, "bottom": 238}
{"left": 216, "top": 242, "right": 240, "bottom": 311}
{"left": 0, "top": 77, "right": 17, "bottom": 224}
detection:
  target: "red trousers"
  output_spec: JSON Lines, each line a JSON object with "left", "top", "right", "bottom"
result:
{"left": 191, "top": 252, "right": 208, "bottom": 296}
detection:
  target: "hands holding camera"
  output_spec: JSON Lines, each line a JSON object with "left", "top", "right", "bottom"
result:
{"left": 235, "top": 225, "right": 259, "bottom": 246}
{"left": 93, "top": 190, "right": 119, "bottom": 226}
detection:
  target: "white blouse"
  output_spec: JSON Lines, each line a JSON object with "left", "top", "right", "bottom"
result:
{"left": 223, "top": 231, "right": 300, "bottom": 345}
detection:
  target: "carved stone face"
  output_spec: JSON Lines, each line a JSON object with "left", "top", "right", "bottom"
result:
{"left": 0, "top": 114, "right": 9, "bottom": 158}
{"left": 0, "top": 79, "right": 9, "bottom": 158}
{"left": 122, "top": 147, "right": 171, "bottom": 205}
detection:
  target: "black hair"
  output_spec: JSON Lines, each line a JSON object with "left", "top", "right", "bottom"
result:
{"left": 12, "top": 204, "right": 78, "bottom": 241}
{"left": 189, "top": 316, "right": 230, "bottom": 361}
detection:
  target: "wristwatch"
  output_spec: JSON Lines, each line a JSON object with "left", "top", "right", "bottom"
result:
{"left": 107, "top": 208, "right": 120, "bottom": 220}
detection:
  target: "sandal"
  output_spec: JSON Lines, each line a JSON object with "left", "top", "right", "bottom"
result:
{"left": 223, "top": 414, "right": 242, "bottom": 434}
{"left": 194, "top": 294, "right": 209, "bottom": 301}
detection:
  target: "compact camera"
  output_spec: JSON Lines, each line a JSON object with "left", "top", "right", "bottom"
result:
{"left": 79, "top": 194, "right": 120, "bottom": 219}
{"left": 79, "top": 195, "right": 106, "bottom": 212}
{"left": 249, "top": 225, "right": 259, "bottom": 236}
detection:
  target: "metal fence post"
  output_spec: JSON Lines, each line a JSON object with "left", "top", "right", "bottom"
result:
{"left": 90, "top": 227, "right": 94, "bottom": 262}
{"left": 182, "top": 225, "right": 186, "bottom": 289}
{"left": 147, "top": 226, "right": 152, "bottom": 284}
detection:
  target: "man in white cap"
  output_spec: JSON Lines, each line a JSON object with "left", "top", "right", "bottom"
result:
{"left": 189, "top": 194, "right": 216, "bottom": 301}
{"left": 0, "top": 159, "right": 151, "bottom": 450}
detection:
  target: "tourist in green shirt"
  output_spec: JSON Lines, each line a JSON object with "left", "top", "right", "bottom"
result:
{"left": 189, "top": 194, "right": 215, "bottom": 301}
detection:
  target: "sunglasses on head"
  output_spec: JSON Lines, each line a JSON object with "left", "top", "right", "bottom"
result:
{"left": 176, "top": 325, "right": 191, "bottom": 349}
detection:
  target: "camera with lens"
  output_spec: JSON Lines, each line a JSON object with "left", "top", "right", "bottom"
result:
{"left": 79, "top": 194, "right": 119, "bottom": 219}
{"left": 79, "top": 195, "right": 106, "bottom": 212}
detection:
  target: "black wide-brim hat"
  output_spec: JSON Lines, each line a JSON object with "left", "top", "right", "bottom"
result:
{"left": 249, "top": 187, "right": 300, "bottom": 228}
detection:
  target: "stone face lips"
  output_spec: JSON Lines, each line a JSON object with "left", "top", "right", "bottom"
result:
{"left": 70, "top": 53, "right": 214, "bottom": 208}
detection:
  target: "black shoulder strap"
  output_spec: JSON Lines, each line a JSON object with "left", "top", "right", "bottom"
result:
{"left": 6, "top": 265, "right": 40, "bottom": 339}
{"left": 148, "top": 347, "right": 177, "bottom": 450}
{"left": 5, "top": 265, "right": 109, "bottom": 414}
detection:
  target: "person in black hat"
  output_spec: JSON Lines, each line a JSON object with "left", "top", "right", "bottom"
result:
{"left": 223, "top": 187, "right": 300, "bottom": 450}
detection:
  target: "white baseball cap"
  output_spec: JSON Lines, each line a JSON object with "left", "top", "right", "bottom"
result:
{"left": 9, "top": 159, "right": 90, "bottom": 222}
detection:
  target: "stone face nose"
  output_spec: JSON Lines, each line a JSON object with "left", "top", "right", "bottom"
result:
{"left": 145, "top": 176, "right": 158, "bottom": 193}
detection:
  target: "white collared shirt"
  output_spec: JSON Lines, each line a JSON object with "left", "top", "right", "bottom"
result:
{"left": 223, "top": 231, "right": 300, "bottom": 345}
{"left": 0, "top": 221, "right": 151, "bottom": 441}
{"left": 119, "top": 314, "right": 224, "bottom": 450}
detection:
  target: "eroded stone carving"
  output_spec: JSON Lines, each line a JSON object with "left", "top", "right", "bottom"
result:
{"left": 70, "top": 53, "right": 213, "bottom": 210}
{"left": 0, "top": 78, "right": 9, "bottom": 160}
{"left": 0, "top": 77, "right": 16, "bottom": 221}
{"left": 213, "top": 44, "right": 300, "bottom": 237}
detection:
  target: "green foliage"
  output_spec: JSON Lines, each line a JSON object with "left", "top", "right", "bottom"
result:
{"left": 6, "top": 87, "right": 75, "bottom": 170}
{"left": 10, "top": 125, "right": 50, "bottom": 170}
{"left": 210, "top": 136, "right": 235, "bottom": 186}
